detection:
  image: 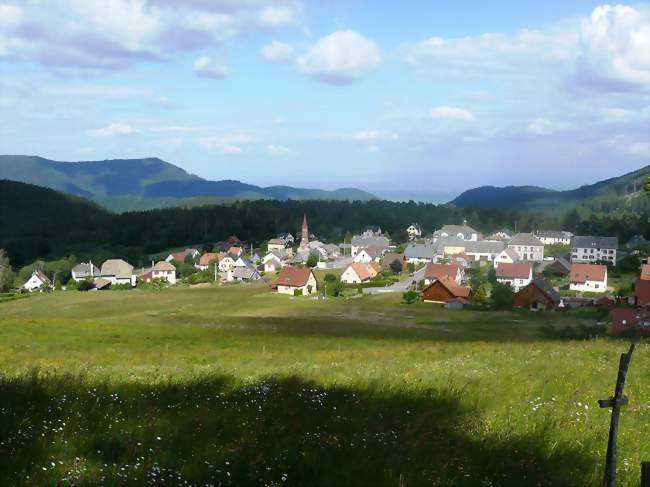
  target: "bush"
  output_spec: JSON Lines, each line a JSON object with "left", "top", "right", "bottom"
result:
{"left": 326, "top": 281, "right": 345, "bottom": 297}
{"left": 184, "top": 271, "right": 214, "bottom": 285}
{"left": 323, "top": 273, "right": 338, "bottom": 283}
{"left": 293, "top": 288, "right": 303, "bottom": 297}
{"left": 306, "top": 254, "right": 319, "bottom": 268}
{"left": 402, "top": 290, "right": 418, "bottom": 304}
{"left": 389, "top": 259, "right": 403, "bottom": 274}
{"left": 110, "top": 283, "right": 132, "bottom": 291}
{"left": 490, "top": 282, "right": 514, "bottom": 309}
{"left": 137, "top": 278, "right": 169, "bottom": 290}
{"left": 77, "top": 279, "right": 95, "bottom": 292}
{"left": 487, "top": 267, "right": 497, "bottom": 284}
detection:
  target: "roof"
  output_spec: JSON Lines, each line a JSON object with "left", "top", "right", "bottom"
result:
{"left": 549, "top": 257, "right": 571, "bottom": 271}
{"left": 500, "top": 248, "right": 521, "bottom": 261}
{"left": 527, "top": 278, "right": 561, "bottom": 303}
{"left": 571, "top": 235, "right": 618, "bottom": 250}
{"left": 508, "top": 233, "right": 544, "bottom": 247}
{"left": 351, "top": 235, "right": 390, "bottom": 248}
{"left": 72, "top": 262, "right": 100, "bottom": 277}
{"left": 537, "top": 230, "right": 572, "bottom": 239}
{"left": 169, "top": 248, "right": 199, "bottom": 262}
{"left": 268, "top": 238, "right": 289, "bottom": 246}
{"left": 277, "top": 266, "right": 314, "bottom": 287}
{"left": 464, "top": 240, "right": 505, "bottom": 254}
{"left": 434, "top": 236, "right": 467, "bottom": 249}
{"left": 496, "top": 262, "right": 532, "bottom": 279}
{"left": 229, "top": 246, "right": 243, "bottom": 255}
{"left": 434, "top": 224, "right": 479, "bottom": 239}
{"left": 101, "top": 259, "right": 134, "bottom": 279}
{"left": 641, "top": 264, "right": 650, "bottom": 280}
{"left": 404, "top": 243, "right": 437, "bottom": 260}
{"left": 153, "top": 261, "right": 175, "bottom": 272}
{"left": 635, "top": 279, "right": 650, "bottom": 306}
{"left": 368, "top": 262, "right": 383, "bottom": 274}
{"left": 93, "top": 277, "right": 111, "bottom": 290}
{"left": 570, "top": 263, "right": 607, "bottom": 283}
{"left": 349, "top": 263, "right": 373, "bottom": 281}
{"left": 232, "top": 267, "right": 259, "bottom": 279}
{"left": 424, "top": 263, "right": 459, "bottom": 280}
{"left": 31, "top": 270, "right": 51, "bottom": 285}
{"left": 434, "top": 276, "right": 471, "bottom": 298}
{"left": 612, "top": 308, "right": 638, "bottom": 330}
{"left": 199, "top": 253, "right": 220, "bottom": 266}
{"left": 382, "top": 252, "right": 404, "bottom": 266}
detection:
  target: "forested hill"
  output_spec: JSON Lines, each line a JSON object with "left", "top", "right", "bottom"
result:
{"left": 0, "top": 155, "right": 376, "bottom": 211}
{"left": 2, "top": 179, "right": 649, "bottom": 268}
{"left": 451, "top": 165, "right": 649, "bottom": 214}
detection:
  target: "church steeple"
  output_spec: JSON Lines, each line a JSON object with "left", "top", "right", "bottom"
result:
{"left": 300, "top": 214, "right": 309, "bottom": 247}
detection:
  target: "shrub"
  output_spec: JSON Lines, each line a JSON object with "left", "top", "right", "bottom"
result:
{"left": 110, "top": 283, "right": 133, "bottom": 291}
{"left": 293, "top": 288, "right": 303, "bottom": 297}
{"left": 402, "top": 290, "right": 418, "bottom": 304}
{"left": 490, "top": 282, "right": 514, "bottom": 309}
{"left": 389, "top": 259, "right": 403, "bottom": 274}
{"left": 77, "top": 279, "right": 95, "bottom": 292}
{"left": 306, "top": 254, "right": 319, "bottom": 268}
{"left": 323, "top": 273, "right": 338, "bottom": 283}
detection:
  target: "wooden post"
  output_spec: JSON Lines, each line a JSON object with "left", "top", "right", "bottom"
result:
{"left": 598, "top": 343, "right": 635, "bottom": 487}
{"left": 641, "top": 462, "right": 650, "bottom": 487}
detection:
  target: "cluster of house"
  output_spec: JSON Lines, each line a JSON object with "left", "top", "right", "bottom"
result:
{"left": 612, "top": 263, "right": 650, "bottom": 335}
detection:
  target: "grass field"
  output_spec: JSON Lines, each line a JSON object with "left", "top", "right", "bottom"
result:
{"left": 1, "top": 284, "right": 648, "bottom": 485}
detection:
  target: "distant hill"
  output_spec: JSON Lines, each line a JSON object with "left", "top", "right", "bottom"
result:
{"left": 450, "top": 165, "right": 649, "bottom": 214}
{"left": 0, "top": 155, "right": 376, "bottom": 211}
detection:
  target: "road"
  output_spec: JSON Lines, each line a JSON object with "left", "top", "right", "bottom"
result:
{"left": 362, "top": 266, "right": 426, "bottom": 295}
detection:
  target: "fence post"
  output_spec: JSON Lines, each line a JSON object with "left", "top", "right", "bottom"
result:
{"left": 598, "top": 343, "right": 635, "bottom": 487}
{"left": 642, "top": 462, "right": 650, "bottom": 487}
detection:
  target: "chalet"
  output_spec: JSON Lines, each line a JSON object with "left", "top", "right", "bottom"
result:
{"left": 496, "top": 262, "right": 533, "bottom": 292}
{"left": 612, "top": 308, "right": 650, "bottom": 335}
{"left": 218, "top": 252, "right": 240, "bottom": 273}
{"left": 423, "top": 263, "right": 462, "bottom": 286}
{"left": 152, "top": 261, "right": 176, "bottom": 284}
{"left": 268, "top": 238, "right": 291, "bottom": 252}
{"left": 382, "top": 252, "right": 405, "bottom": 271}
{"left": 407, "top": 223, "right": 422, "bottom": 240}
{"left": 264, "top": 255, "right": 283, "bottom": 273}
{"left": 635, "top": 279, "right": 650, "bottom": 307}
{"left": 544, "top": 257, "right": 571, "bottom": 277}
{"left": 23, "top": 270, "right": 51, "bottom": 292}
{"left": 571, "top": 236, "right": 618, "bottom": 265}
{"left": 275, "top": 266, "right": 318, "bottom": 295}
{"left": 569, "top": 263, "right": 607, "bottom": 293}
{"left": 341, "top": 263, "right": 374, "bottom": 284}
{"left": 404, "top": 243, "right": 437, "bottom": 264}
{"left": 71, "top": 262, "right": 100, "bottom": 282}
{"left": 464, "top": 240, "right": 505, "bottom": 262}
{"left": 101, "top": 259, "right": 136, "bottom": 286}
{"left": 536, "top": 230, "right": 573, "bottom": 245}
{"left": 432, "top": 224, "right": 480, "bottom": 242}
{"left": 351, "top": 235, "right": 390, "bottom": 257}
{"left": 166, "top": 248, "right": 200, "bottom": 263}
{"left": 514, "top": 278, "right": 561, "bottom": 310}
{"left": 353, "top": 247, "right": 382, "bottom": 264}
{"left": 640, "top": 264, "right": 650, "bottom": 281}
{"left": 420, "top": 276, "right": 471, "bottom": 303}
{"left": 507, "top": 233, "right": 544, "bottom": 262}
{"left": 228, "top": 246, "right": 244, "bottom": 258}
{"left": 197, "top": 253, "right": 220, "bottom": 271}
{"left": 436, "top": 236, "right": 467, "bottom": 257}
{"left": 231, "top": 266, "right": 261, "bottom": 282}
{"left": 493, "top": 248, "right": 521, "bottom": 268}
{"left": 277, "top": 232, "right": 295, "bottom": 244}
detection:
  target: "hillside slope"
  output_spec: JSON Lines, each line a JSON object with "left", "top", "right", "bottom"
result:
{"left": 451, "top": 165, "right": 649, "bottom": 214}
{"left": 0, "top": 155, "right": 376, "bottom": 210}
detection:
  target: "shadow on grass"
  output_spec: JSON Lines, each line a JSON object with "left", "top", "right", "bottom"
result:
{"left": 1, "top": 372, "right": 597, "bottom": 486}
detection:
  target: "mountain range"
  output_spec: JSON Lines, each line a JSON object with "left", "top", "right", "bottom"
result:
{"left": 451, "top": 165, "right": 649, "bottom": 214}
{"left": 0, "top": 155, "right": 376, "bottom": 212}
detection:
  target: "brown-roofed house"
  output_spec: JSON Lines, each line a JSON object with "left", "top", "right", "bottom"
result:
{"left": 420, "top": 276, "right": 471, "bottom": 303}
{"left": 197, "top": 252, "right": 220, "bottom": 270}
{"left": 635, "top": 278, "right": 650, "bottom": 307}
{"left": 424, "top": 263, "right": 462, "bottom": 285}
{"left": 382, "top": 252, "right": 405, "bottom": 271}
{"left": 341, "top": 263, "right": 374, "bottom": 284}
{"left": 276, "top": 266, "right": 318, "bottom": 295}
{"left": 641, "top": 264, "right": 650, "bottom": 281}
{"left": 496, "top": 262, "right": 533, "bottom": 291}
{"left": 612, "top": 308, "right": 650, "bottom": 335}
{"left": 569, "top": 263, "right": 607, "bottom": 293}
{"left": 514, "top": 278, "right": 561, "bottom": 310}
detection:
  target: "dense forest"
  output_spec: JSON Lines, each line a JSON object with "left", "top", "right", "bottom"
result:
{"left": 2, "top": 180, "right": 649, "bottom": 268}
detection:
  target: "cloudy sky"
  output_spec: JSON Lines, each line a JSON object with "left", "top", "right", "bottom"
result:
{"left": 1, "top": 1, "right": 649, "bottom": 199}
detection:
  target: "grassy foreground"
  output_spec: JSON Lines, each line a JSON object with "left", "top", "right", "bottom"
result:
{"left": 0, "top": 284, "right": 648, "bottom": 485}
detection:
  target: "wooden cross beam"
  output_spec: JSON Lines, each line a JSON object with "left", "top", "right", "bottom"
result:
{"left": 599, "top": 343, "right": 635, "bottom": 487}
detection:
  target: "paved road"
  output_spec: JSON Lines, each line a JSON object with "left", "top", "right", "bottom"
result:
{"left": 363, "top": 266, "right": 425, "bottom": 295}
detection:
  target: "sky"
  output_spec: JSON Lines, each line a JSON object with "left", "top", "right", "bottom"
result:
{"left": 0, "top": 1, "right": 649, "bottom": 200}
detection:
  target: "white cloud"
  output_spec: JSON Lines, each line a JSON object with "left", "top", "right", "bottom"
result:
{"left": 526, "top": 117, "right": 572, "bottom": 135}
{"left": 430, "top": 106, "right": 474, "bottom": 121}
{"left": 88, "top": 122, "right": 136, "bottom": 137}
{"left": 148, "top": 126, "right": 198, "bottom": 133}
{"left": 267, "top": 144, "right": 290, "bottom": 155}
{"left": 367, "top": 145, "right": 379, "bottom": 152}
{"left": 296, "top": 30, "right": 381, "bottom": 85}
{"left": 199, "top": 133, "right": 253, "bottom": 153}
{"left": 258, "top": 6, "right": 296, "bottom": 28}
{"left": 626, "top": 142, "right": 650, "bottom": 157}
{"left": 193, "top": 56, "right": 230, "bottom": 79}
{"left": 261, "top": 40, "right": 295, "bottom": 63}
{"left": 345, "top": 130, "right": 398, "bottom": 141}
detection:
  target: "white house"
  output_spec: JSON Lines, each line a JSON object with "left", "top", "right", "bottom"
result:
{"left": 507, "top": 233, "right": 544, "bottom": 262}
{"left": 353, "top": 248, "right": 382, "bottom": 264}
{"left": 340, "top": 263, "right": 374, "bottom": 284}
{"left": 404, "top": 243, "right": 437, "bottom": 264}
{"left": 231, "top": 266, "right": 261, "bottom": 282}
{"left": 493, "top": 248, "right": 521, "bottom": 268}
{"left": 267, "top": 238, "right": 291, "bottom": 253}
{"left": 152, "top": 261, "right": 176, "bottom": 284}
{"left": 495, "top": 262, "right": 533, "bottom": 292}
{"left": 264, "top": 256, "right": 282, "bottom": 273}
{"left": 71, "top": 262, "right": 100, "bottom": 282}
{"left": 218, "top": 254, "right": 237, "bottom": 273}
{"left": 23, "top": 270, "right": 51, "bottom": 292}
{"left": 407, "top": 223, "right": 422, "bottom": 240}
{"left": 275, "top": 266, "right": 318, "bottom": 295}
{"left": 196, "top": 253, "right": 220, "bottom": 271}
{"left": 423, "top": 263, "right": 463, "bottom": 286}
{"left": 569, "top": 263, "right": 608, "bottom": 293}
{"left": 432, "top": 224, "right": 481, "bottom": 242}
{"left": 100, "top": 259, "right": 136, "bottom": 286}
{"left": 165, "top": 248, "right": 200, "bottom": 263}
{"left": 570, "top": 236, "right": 618, "bottom": 265}
{"left": 464, "top": 240, "right": 505, "bottom": 262}
{"left": 536, "top": 230, "right": 573, "bottom": 245}
{"left": 350, "top": 235, "right": 390, "bottom": 257}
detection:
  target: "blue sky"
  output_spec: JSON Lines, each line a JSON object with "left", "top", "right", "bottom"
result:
{"left": 1, "top": 1, "right": 648, "bottom": 200}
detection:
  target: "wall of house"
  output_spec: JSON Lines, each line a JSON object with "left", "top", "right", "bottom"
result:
{"left": 514, "top": 286, "right": 554, "bottom": 310}
{"left": 570, "top": 279, "right": 607, "bottom": 293}
{"left": 277, "top": 276, "right": 317, "bottom": 295}
{"left": 571, "top": 247, "right": 616, "bottom": 264}
{"left": 497, "top": 276, "right": 531, "bottom": 292}
{"left": 153, "top": 270, "right": 176, "bottom": 285}
{"left": 421, "top": 283, "right": 453, "bottom": 303}
{"left": 508, "top": 245, "right": 544, "bottom": 262}
{"left": 341, "top": 267, "right": 363, "bottom": 284}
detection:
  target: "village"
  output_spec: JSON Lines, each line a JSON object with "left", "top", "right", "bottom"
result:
{"left": 17, "top": 214, "right": 650, "bottom": 336}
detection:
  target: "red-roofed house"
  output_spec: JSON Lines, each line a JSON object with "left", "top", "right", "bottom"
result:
{"left": 569, "top": 263, "right": 607, "bottom": 293}
{"left": 420, "top": 276, "right": 472, "bottom": 303}
{"left": 641, "top": 264, "right": 650, "bottom": 281}
{"left": 423, "top": 263, "right": 463, "bottom": 286}
{"left": 496, "top": 262, "right": 533, "bottom": 291}
{"left": 612, "top": 308, "right": 650, "bottom": 335}
{"left": 166, "top": 248, "right": 200, "bottom": 263}
{"left": 197, "top": 253, "right": 220, "bottom": 271}
{"left": 228, "top": 247, "right": 243, "bottom": 258}
{"left": 276, "top": 266, "right": 318, "bottom": 295}
{"left": 635, "top": 278, "right": 650, "bottom": 307}
{"left": 341, "top": 263, "right": 374, "bottom": 284}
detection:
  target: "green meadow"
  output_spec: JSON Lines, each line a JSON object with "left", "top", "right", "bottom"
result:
{"left": 1, "top": 284, "right": 648, "bottom": 485}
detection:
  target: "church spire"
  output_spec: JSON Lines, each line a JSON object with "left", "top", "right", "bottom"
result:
{"left": 301, "top": 214, "right": 309, "bottom": 247}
